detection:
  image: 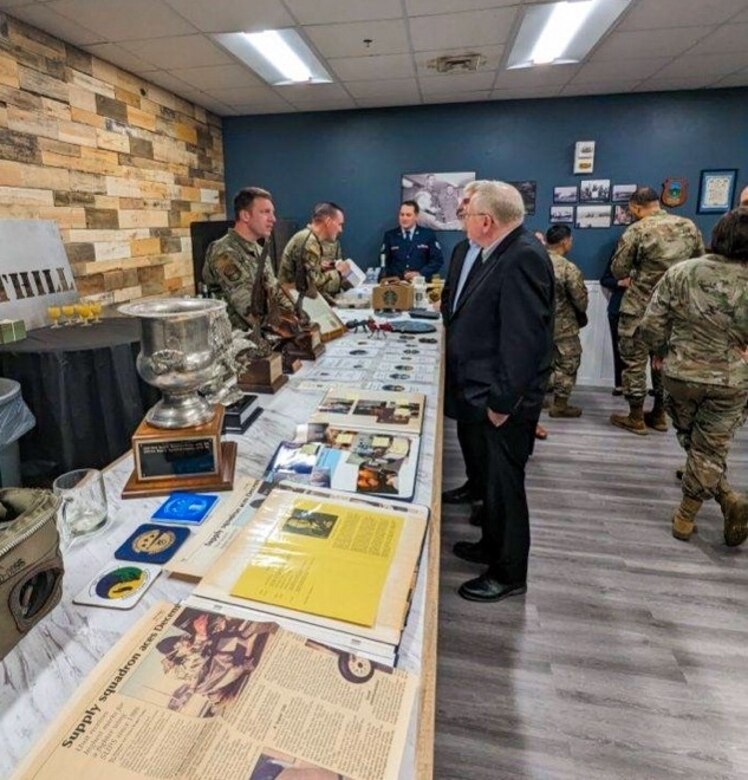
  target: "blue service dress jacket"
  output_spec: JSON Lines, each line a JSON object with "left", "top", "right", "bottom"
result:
{"left": 380, "top": 226, "right": 443, "bottom": 281}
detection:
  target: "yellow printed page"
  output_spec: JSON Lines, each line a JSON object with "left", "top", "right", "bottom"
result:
{"left": 230, "top": 499, "right": 403, "bottom": 627}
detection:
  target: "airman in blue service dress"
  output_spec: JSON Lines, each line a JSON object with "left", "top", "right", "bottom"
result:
{"left": 380, "top": 226, "right": 443, "bottom": 281}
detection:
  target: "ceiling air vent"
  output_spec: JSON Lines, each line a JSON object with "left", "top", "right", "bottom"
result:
{"left": 426, "top": 53, "right": 486, "bottom": 74}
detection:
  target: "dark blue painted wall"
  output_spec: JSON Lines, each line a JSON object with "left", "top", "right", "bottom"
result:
{"left": 223, "top": 88, "right": 747, "bottom": 279}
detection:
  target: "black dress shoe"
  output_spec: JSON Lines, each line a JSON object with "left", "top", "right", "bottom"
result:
{"left": 458, "top": 574, "right": 527, "bottom": 603}
{"left": 442, "top": 482, "right": 473, "bottom": 504}
{"left": 452, "top": 540, "right": 491, "bottom": 564}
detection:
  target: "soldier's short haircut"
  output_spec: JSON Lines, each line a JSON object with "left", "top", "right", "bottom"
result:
{"left": 629, "top": 186, "right": 659, "bottom": 206}
{"left": 234, "top": 187, "right": 272, "bottom": 220}
{"left": 711, "top": 207, "right": 748, "bottom": 261}
{"left": 546, "top": 224, "right": 572, "bottom": 245}
{"left": 401, "top": 199, "right": 420, "bottom": 214}
{"left": 312, "top": 202, "right": 344, "bottom": 222}
{"left": 470, "top": 180, "right": 525, "bottom": 225}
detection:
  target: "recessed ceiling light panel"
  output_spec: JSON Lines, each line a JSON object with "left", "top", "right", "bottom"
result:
{"left": 507, "top": 0, "right": 632, "bottom": 69}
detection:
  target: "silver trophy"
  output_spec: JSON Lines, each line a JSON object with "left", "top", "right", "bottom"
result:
{"left": 119, "top": 298, "right": 227, "bottom": 429}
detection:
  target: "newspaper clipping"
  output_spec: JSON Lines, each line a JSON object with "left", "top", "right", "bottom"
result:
{"left": 14, "top": 602, "right": 417, "bottom": 780}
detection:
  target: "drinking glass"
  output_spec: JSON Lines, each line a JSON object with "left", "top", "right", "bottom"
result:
{"left": 61, "top": 304, "right": 76, "bottom": 326}
{"left": 78, "top": 303, "right": 93, "bottom": 326}
{"left": 52, "top": 468, "right": 109, "bottom": 545}
{"left": 47, "top": 305, "right": 61, "bottom": 328}
{"left": 90, "top": 301, "right": 103, "bottom": 323}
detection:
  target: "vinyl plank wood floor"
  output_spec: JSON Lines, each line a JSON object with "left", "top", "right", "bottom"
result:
{"left": 436, "top": 387, "right": 747, "bottom": 780}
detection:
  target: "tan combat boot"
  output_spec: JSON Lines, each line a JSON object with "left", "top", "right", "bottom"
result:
{"left": 672, "top": 496, "right": 702, "bottom": 541}
{"left": 549, "top": 396, "right": 582, "bottom": 418}
{"left": 644, "top": 399, "right": 668, "bottom": 432}
{"left": 717, "top": 488, "right": 748, "bottom": 547}
{"left": 610, "top": 401, "right": 648, "bottom": 435}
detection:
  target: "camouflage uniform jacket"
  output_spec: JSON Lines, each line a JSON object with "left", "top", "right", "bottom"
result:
{"left": 279, "top": 227, "right": 342, "bottom": 296}
{"left": 549, "top": 251, "right": 588, "bottom": 340}
{"left": 639, "top": 254, "right": 748, "bottom": 390}
{"left": 321, "top": 238, "right": 342, "bottom": 264}
{"left": 611, "top": 209, "right": 704, "bottom": 330}
{"left": 203, "top": 229, "right": 290, "bottom": 331}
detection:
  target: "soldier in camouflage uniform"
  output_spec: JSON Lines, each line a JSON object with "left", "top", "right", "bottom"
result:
{"left": 610, "top": 186, "right": 704, "bottom": 435}
{"left": 639, "top": 208, "right": 748, "bottom": 545}
{"left": 545, "top": 225, "right": 589, "bottom": 418}
{"left": 203, "top": 187, "right": 291, "bottom": 331}
{"left": 279, "top": 202, "right": 350, "bottom": 301}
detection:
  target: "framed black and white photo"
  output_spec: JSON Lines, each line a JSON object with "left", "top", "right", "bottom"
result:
{"left": 401, "top": 171, "right": 475, "bottom": 230}
{"left": 553, "top": 185, "right": 578, "bottom": 204}
{"left": 612, "top": 183, "right": 637, "bottom": 202}
{"left": 576, "top": 204, "right": 612, "bottom": 229}
{"left": 613, "top": 204, "right": 633, "bottom": 226}
{"left": 579, "top": 179, "right": 611, "bottom": 203}
{"left": 697, "top": 169, "right": 738, "bottom": 214}
{"left": 508, "top": 180, "right": 537, "bottom": 215}
{"left": 573, "top": 140, "right": 595, "bottom": 174}
{"left": 550, "top": 205, "right": 575, "bottom": 224}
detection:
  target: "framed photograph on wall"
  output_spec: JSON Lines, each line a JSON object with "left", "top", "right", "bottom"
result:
{"left": 613, "top": 204, "right": 633, "bottom": 226}
{"left": 612, "top": 184, "right": 637, "bottom": 202}
{"left": 401, "top": 171, "right": 475, "bottom": 230}
{"left": 550, "top": 205, "right": 575, "bottom": 224}
{"left": 573, "top": 140, "right": 595, "bottom": 174}
{"left": 579, "top": 179, "right": 611, "bottom": 203}
{"left": 553, "top": 185, "right": 578, "bottom": 204}
{"left": 697, "top": 169, "right": 737, "bottom": 213}
{"left": 507, "top": 180, "right": 537, "bottom": 215}
{"left": 576, "top": 205, "right": 612, "bottom": 229}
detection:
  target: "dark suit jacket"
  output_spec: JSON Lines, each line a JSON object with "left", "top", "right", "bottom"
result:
{"left": 440, "top": 238, "right": 470, "bottom": 323}
{"left": 445, "top": 226, "right": 555, "bottom": 422}
{"left": 380, "top": 226, "right": 443, "bottom": 280}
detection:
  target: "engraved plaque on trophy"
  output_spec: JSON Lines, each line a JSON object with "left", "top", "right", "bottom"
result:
{"left": 119, "top": 298, "right": 237, "bottom": 499}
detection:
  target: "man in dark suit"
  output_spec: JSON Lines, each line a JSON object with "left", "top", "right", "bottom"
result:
{"left": 446, "top": 180, "right": 555, "bottom": 602}
{"left": 379, "top": 200, "right": 443, "bottom": 281}
{"left": 441, "top": 183, "right": 485, "bottom": 519}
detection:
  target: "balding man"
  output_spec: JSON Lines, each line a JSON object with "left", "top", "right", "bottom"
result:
{"left": 447, "top": 181, "right": 555, "bottom": 603}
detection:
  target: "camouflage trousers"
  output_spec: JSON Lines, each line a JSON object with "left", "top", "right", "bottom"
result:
{"left": 551, "top": 336, "right": 582, "bottom": 398}
{"left": 664, "top": 376, "right": 748, "bottom": 502}
{"left": 618, "top": 313, "right": 663, "bottom": 402}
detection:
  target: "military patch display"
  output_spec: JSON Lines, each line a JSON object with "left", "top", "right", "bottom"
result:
{"left": 115, "top": 523, "right": 190, "bottom": 565}
{"left": 73, "top": 563, "right": 160, "bottom": 609}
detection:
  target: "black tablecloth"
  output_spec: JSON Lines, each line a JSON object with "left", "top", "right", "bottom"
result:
{"left": 0, "top": 318, "right": 158, "bottom": 479}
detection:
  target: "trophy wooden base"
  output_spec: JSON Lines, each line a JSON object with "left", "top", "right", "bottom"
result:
{"left": 282, "top": 348, "right": 302, "bottom": 374}
{"left": 285, "top": 324, "right": 326, "bottom": 361}
{"left": 122, "top": 441, "right": 237, "bottom": 499}
{"left": 237, "top": 352, "right": 288, "bottom": 394}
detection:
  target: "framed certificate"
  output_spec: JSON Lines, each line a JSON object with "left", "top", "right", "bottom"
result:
{"left": 697, "top": 169, "right": 738, "bottom": 213}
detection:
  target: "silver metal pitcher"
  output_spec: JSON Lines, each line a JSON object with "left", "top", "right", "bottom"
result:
{"left": 119, "top": 298, "right": 226, "bottom": 429}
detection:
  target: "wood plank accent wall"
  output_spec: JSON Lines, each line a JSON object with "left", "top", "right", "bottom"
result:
{"left": 0, "top": 13, "right": 225, "bottom": 303}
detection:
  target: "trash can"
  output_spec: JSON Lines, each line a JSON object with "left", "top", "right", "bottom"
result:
{"left": 0, "top": 378, "right": 36, "bottom": 487}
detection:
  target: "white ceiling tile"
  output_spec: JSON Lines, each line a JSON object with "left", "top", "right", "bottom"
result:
{"left": 191, "top": 95, "right": 233, "bottom": 115}
{"left": 419, "top": 71, "right": 496, "bottom": 95}
{"left": 618, "top": 0, "right": 748, "bottom": 30}
{"left": 276, "top": 82, "right": 350, "bottom": 100}
{"left": 406, "top": 0, "right": 519, "bottom": 15}
{"left": 163, "top": 0, "right": 295, "bottom": 33}
{"left": 304, "top": 19, "right": 410, "bottom": 58}
{"left": 284, "top": 0, "right": 403, "bottom": 25}
{"left": 355, "top": 95, "right": 421, "bottom": 108}
{"left": 655, "top": 51, "right": 748, "bottom": 80}
{"left": 688, "top": 23, "right": 748, "bottom": 55}
{"left": 491, "top": 86, "right": 564, "bottom": 100}
{"left": 142, "top": 70, "right": 193, "bottom": 94}
{"left": 633, "top": 75, "right": 716, "bottom": 92}
{"left": 121, "top": 35, "right": 233, "bottom": 69}
{"left": 329, "top": 53, "right": 415, "bottom": 82}
{"left": 170, "top": 63, "right": 263, "bottom": 90}
{"left": 210, "top": 84, "right": 289, "bottom": 104}
{"left": 409, "top": 7, "right": 519, "bottom": 51}
{"left": 589, "top": 27, "right": 711, "bottom": 61}
{"left": 732, "top": 8, "right": 748, "bottom": 22}
{"left": 345, "top": 77, "right": 420, "bottom": 99}
{"left": 288, "top": 97, "right": 358, "bottom": 111}
{"left": 571, "top": 57, "right": 672, "bottom": 84}
{"left": 0, "top": 1, "right": 38, "bottom": 7}
{"left": 83, "top": 43, "right": 159, "bottom": 73}
{"left": 9, "top": 3, "right": 103, "bottom": 45}
{"left": 415, "top": 44, "right": 504, "bottom": 76}
{"left": 713, "top": 68, "right": 748, "bottom": 88}
{"left": 47, "top": 0, "right": 197, "bottom": 41}
{"left": 561, "top": 80, "right": 639, "bottom": 96}
{"left": 229, "top": 103, "right": 296, "bottom": 114}
{"left": 422, "top": 90, "right": 491, "bottom": 103}
{"left": 495, "top": 64, "right": 579, "bottom": 89}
